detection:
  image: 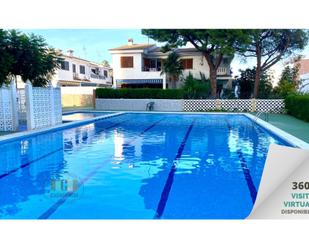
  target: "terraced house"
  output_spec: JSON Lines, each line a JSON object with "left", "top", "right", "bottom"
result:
{"left": 110, "top": 39, "right": 233, "bottom": 89}
{"left": 53, "top": 49, "right": 113, "bottom": 87}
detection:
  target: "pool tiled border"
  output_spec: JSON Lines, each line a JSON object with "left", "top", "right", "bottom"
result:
{"left": 0, "top": 112, "right": 125, "bottom": 145}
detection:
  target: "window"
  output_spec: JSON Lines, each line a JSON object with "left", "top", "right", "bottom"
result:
{"left": 121, "top": 56, "right": 134, "bottom": 68}
{"left": 72, "top": 64, "right": 76, "bottom": 73}
{"left": 91, "top": 68, "right": 99, "bottom": 75}
{"left": 104, "top": 70, "right": 108, "bottom": 77}
{"left": 80, "top": 65, "right": 86, "bottom": 74}
{"left": 143, "top": 58, "right": 161, "bottom": 71}
{"left": 60, "top": 61, "right": 70, "bottom": 71}
{"left": 182, "top": 58, "right": 193, "bottom": 69}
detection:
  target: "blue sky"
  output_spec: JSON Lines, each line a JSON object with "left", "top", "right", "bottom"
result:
{"left": 23, "top": 29, "right": 154, "bottom": 64}
{"left": 23, "top": 29, "right": 309, "bottom": 82}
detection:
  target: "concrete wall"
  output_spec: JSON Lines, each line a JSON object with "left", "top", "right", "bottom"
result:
{"left": 62, "top": 94, "right": 93, "bottom": 108}
{"left": 61, "top": 86, "right": 96, "bottom": 95}
{"left": 96, "top": 98, "right": 285, "bottom": 113}
{"left": 96, "top": 99, "right": 183, "bottom": 111}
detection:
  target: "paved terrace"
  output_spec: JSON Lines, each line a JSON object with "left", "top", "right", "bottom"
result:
{"left": 266, "top": 114, "right": 309, "bottom": 143}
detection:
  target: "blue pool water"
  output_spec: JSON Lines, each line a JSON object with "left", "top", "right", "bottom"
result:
{"left": 0, "top": 113, "right": 291, "bottom": 219}
{"left": 62, "top": 111, "right": 114, "bottom": 122}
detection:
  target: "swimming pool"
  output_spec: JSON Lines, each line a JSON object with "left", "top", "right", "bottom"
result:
{"left": 0, "top": 113, "right": 292, "bottom": 219}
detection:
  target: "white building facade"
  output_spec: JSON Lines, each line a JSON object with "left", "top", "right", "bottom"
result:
{"left": 52, "top": 49, "right": 112, "bottom": 88}
{"left": 110, "top": 39, "right": 233, "bottom": 90}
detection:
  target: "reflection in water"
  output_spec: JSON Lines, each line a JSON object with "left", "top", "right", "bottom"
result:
{"left": 0, "top": 132, "right": 65, "bottom": 217}
{"left": 138, "top": 116, "right": 288, "bottom": 219}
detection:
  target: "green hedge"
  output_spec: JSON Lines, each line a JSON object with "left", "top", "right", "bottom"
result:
{"left": 285, "top": 94, "right": 309, "bottom": 122}
{"left": 96, "top": 88, "right": 184, "bottom": 99}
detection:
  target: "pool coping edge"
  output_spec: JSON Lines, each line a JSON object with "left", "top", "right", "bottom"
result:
{"left": 0, "top": 112, "right": 125, "bottom": 145}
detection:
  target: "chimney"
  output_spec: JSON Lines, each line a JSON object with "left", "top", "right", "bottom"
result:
{"left": 67, "top": 49, "right": 74, "bottom": 57}
{"left": 128, "top": 38, "right": 134, "bottom": 46}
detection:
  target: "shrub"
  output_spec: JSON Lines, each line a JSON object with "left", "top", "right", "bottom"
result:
{"left": 95, "top": 88, "right": 184, "bottom": 99}
{"left": 273, "top": 79, "right": 297, "bottom": 98}
{"left": 285, "top": 94, "right": 309, "bottom": 122}
{"left": 182, "top": 73, "right": 211, "bottom": 99}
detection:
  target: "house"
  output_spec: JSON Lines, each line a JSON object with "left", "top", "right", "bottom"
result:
{"left": 297, "top": 58, "right": 309, "bottom": 93}
{"left": 52, "top": 49, "right": 113, "bottom": 87}
{"left": 109, "top": 39, "right": 233, "bottom": 90}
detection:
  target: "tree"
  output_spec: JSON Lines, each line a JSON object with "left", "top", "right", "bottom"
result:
{"left": 235, "top": 68, "right": 273, "bottom": 99}
{"left": 161, "top": 51, "right": 183, "bottom": 89}
{"left": 0, "top": 29, "right": 14, "bottom": 85}
{"left": 237, "top": 29, "right": 308, "bottom": 98}
{"left": 142, "top": 29, "right": 249, "bottom": 97}
{"left": 273, "top": 64, "right": 300, "bottom": 98}
{"left": 7, "top": 30, "right": 62, "bottom": 86}
{"left": 101, "top": 60, "right": 110, "bottom": 68}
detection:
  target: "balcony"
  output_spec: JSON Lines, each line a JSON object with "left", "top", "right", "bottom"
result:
{"left": 90, "top": 73, "right": 106, "bottom": 80}
{"left": 73, "top": 73, "right": 81, "bottom": 80}
{"left": 142, "top": 58, "right": 162, "bottom": 72}
{"left": 142, "top": 67, "right": 161, "bottom": 72}
{"left": 217, "top": 67, "right": 231, "bottom": 76}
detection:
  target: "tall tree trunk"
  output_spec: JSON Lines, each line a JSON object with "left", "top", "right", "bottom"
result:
{"left": 204, "top": 53, "right": 223, "bottom": 98}
{"left": 253, "top": 44, "right": 262, "bottom": 98}
{"left": 209, "top": 67, "right": 217, "bottom": 98}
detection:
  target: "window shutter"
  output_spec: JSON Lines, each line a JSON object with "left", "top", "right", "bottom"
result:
{"left": 121, "top": 56, "right": 134, "bottom": 68}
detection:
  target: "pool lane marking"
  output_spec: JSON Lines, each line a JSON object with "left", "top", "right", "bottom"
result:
{"left": 0, "top": 118, "right": 130, "bottom": 181}
{"left": 154, "top": 119, "right": 196, "bottom": 219}
{"left": 38, "top": 117, "right": 165, "bottom": 219}
{"left": 0, "top": 147, "right": 63, "bottom": 180}
{"left": 225, "top": 118, "right": 257, "bottom": 204}
{"left": 236, "top": 149, "right": 257, "bottom": 203}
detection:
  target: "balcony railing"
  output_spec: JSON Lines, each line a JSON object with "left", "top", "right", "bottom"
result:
{"left": 90, "top": 73, "right": 106, "bottom": 80}
{"left": 217, "top": 67, "right": 231, "bottom": 75}
{"left": 142, "top": 67, "right": 161, "bottom": 72}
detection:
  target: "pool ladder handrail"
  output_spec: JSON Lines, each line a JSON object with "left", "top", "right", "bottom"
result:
{"left": 254, "top": 111, "right": 269, "bottom": 122}
{"left": 146, "top": 101, "right": 155, "bottom": 111}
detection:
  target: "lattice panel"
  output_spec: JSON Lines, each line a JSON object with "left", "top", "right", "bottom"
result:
{"left": 183, "top": 100, "right": 217, "bottom": 111}
{"left": 0, "top": 87, "right": 14, "bottom": 131}
{"left": 183, "top": 99, "right": 285, "bottom": 113}
{"left": 32, "top": 87, "right": 53, "bottom": 129}
{"left": 256, "top": 99, "right": 285, "bottom": 113}
{"left": 221, "top": 99, "right": 252, "bottom": 112}
{"left": 17, "top": 88, "right": 26, "bottom": 121}
{"left": 53, "top": 88, "right": 62, "bottom": 124}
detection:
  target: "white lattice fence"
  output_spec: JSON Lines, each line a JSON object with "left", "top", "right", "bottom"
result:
{"left": 53, "top": 87, "right": 62, "bottom": 124}
{"left": 183, "top": 100, "right": 217, "bottom": 111}
{"left": 256, "top": 99, "right": 285, "bottom": 113}
{"left": 221, "top": 99, "right": 253, "bottom": 112}
{"left": 0, "top": 82, "right": 18, "bottom": 131}
{"left": 26, "top": 84, "right": 62, "bottom": 130}
{"left": 183, "top": 99, "right": 285, "bottom": 113}
{"left": 17, "top": 88, "right": 26, "bottom": 122}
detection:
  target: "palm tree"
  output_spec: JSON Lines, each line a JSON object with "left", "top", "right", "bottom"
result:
{"left": 161, "top": 51, "right": 183, "bottom": 89}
